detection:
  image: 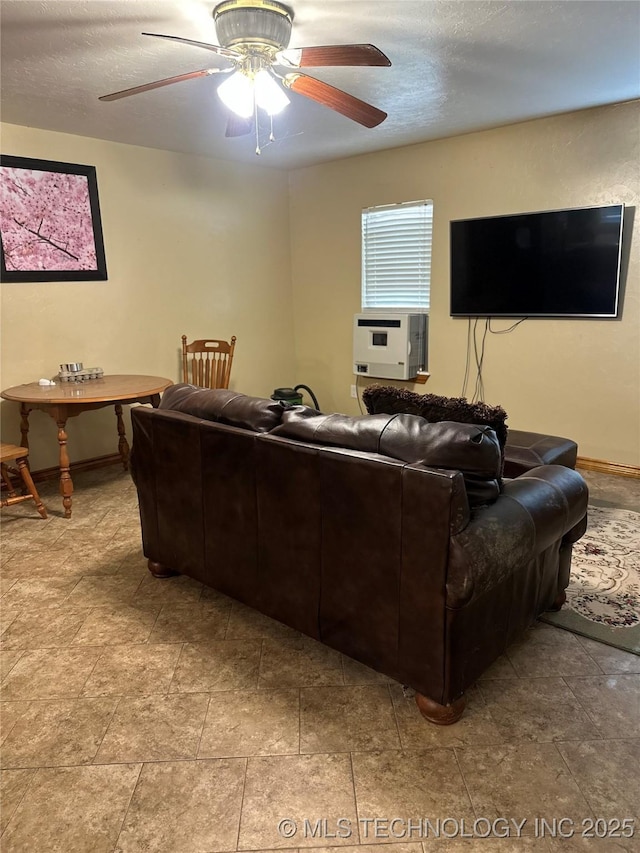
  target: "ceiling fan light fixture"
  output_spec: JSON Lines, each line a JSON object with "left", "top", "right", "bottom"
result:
{"left": 254, "top": 68, "right": 289, "bottom": 114}
{"left": 217, "top": 71, "right": 254, "bottom": 117}
{"left": 213, "top": 0, "right": 293, "bottom": 50}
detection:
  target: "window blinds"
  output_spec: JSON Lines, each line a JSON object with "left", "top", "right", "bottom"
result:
{"left": 361, "top": 200, "right": 433, "bottom": 310}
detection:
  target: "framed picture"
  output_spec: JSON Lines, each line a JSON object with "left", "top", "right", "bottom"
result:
{"left": 0, "top": 155, "right": 107, "bottom": 282}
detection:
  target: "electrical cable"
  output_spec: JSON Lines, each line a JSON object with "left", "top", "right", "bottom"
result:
{"left": 488, "top": 317, "right": 528, "bottom": 334}
{"left": 355, "top": 375, "right": 364, "bottom": 415}
{"left": 470, "top": 320, "right": 481, "bottom": 402}
{"left": 472, "top": 318, "right": 489, "bottom": 403}
{"left": 470, "top": 319, "right": 479, "bottom": 401}
{"left": 461, "top": 318, "right": 473, "bottom": 398}
{"left": 461, "top": 316, "right": 527, "bottom": 402}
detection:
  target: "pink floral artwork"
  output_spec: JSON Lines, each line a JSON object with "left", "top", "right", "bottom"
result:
{"left": 1, "top": 168, "right": 96, "bottom": 271}
{"left": 0, "top": 156, "right": 107, "bottom": 281}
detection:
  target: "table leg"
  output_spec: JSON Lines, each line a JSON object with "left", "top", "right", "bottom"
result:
{"left": 150, "top": 394, "right": 161, "bottom": 408}
{"left": 17, "top": 403, "right": 33, "bottom": 494}
{"left": 56, "top": 418, "right": 74, "bottom": 518}
{"left": 20, "top": 403, "right": 31, "bottom": 451}
{"left": 115, "top": 404, "right": 130, "bottom": 470}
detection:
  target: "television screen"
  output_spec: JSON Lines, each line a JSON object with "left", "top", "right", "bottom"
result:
{"left": 450, "top": 204, "right": 624, "bottom": 318}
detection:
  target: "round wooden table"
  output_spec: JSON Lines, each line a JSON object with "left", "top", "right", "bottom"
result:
{"left": 1, "top": 375, "right": 173, "bottom": 518}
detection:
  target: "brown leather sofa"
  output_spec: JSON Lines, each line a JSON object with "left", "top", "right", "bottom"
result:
{"left": 130, "top": 384, "right": 588, "bottom": 724}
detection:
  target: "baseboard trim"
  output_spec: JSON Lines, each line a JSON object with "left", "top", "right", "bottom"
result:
{"left": 577, "top": 456, "right": 640, "bottom": 479}
{"left": 29, "top": 453, "right": 123, "bottom": 484}
{"left": 8, "top": 450, "right": 639, "bottom": 485}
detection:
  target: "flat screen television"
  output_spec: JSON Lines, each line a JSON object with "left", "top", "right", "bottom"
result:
{"left": 450, "top": 204, "right": 624, "bottom": 318}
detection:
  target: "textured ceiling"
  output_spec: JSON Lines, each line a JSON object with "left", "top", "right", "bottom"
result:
{"left": 1, "top": 0, "right": 639, "bottom": 169}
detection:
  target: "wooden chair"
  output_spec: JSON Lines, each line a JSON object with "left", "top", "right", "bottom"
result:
{"left": 181, "top": 335, "right": 237, "bottom": 390}
{"left": 1, "top": 443, "right": 47, "bottom": 518}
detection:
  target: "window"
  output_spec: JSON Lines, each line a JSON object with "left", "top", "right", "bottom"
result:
{"left": 361, "top": 200, "right": 433, "bottom": 311}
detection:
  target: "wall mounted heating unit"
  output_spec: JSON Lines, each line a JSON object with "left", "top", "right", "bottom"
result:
{"left": 353, "top": 313, "right": 427, "bottom": 380}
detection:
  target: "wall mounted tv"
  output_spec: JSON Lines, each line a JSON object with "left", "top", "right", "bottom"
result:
{"left": 450, "top": 204, "right": 624, "bottom": 318}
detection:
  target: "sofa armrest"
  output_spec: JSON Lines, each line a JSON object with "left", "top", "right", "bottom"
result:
{"left": 502, "top": 465, "right": 588, "bottom": 550}
{"left": 447, "top": 464, "right": 588, "bottom": 608}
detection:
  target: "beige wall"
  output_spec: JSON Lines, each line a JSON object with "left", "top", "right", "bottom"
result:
{"left": 2, "top": 102, "right": 639, "bottom": 472}
{"left": 0, "top": 123, "right": 295, "bottom": 470}
{"left": 288, "top": 102, "right": 640, "bottom": 465}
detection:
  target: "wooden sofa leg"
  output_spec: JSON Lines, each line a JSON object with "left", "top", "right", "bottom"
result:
{"left": 415, "top": 693, "right": 466, "bottom": 725}
{"left": 547, "top": 590, "right": 567, "bottom": 611}
{"left": 147, "top": 560, "right": 179, "bottom": 579}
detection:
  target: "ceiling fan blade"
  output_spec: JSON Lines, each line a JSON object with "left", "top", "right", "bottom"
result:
{"left": 283, "top": 73, "right": 387, "bottom": 128}
{"left": 225, "top": 114, "right": 253, "bottom": 137}
{"left": 142, "top": 32, "right": 240, "bottom": 60}
{"left": 99, "top": 68, "right": 227, "bottom": 102}
{"left": 277, "top": 44, "right": 391, "bottom": 68}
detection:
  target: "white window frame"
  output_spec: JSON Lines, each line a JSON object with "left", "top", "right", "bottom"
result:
{"left": 361, "top": 199, "right": 433, "bottom": 313}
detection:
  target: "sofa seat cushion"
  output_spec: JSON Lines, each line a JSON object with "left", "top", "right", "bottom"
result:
{"left": 159, "top": 384, "right": 284, "bottom": 433}
{"left": 272, "top": 407, "right": 502, "bottom": 505}
{"left": 504, "top": 429, "right": 578, "bottom": 478}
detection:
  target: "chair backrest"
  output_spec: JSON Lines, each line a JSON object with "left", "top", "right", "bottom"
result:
{"left": 181, "top": 335, "right": 237, "bottom": 389}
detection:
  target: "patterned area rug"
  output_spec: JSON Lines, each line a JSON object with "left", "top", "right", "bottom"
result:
{"left": 541, "top": 505, "right": 640, "bottom": 654}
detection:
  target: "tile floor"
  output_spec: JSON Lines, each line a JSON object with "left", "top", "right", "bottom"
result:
{"left": 0, "top": 466, "right": 638, "bottom": 852}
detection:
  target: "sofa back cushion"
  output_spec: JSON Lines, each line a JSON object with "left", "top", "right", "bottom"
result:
{"left": 270, "top": 406, "right": 393, "bottom": 453}
{"left": 159, "top": 384, "right": 284, "bottom": 433}
{"left": 362, "top": 385, "right": 509, "bottom": 452}
{"left": 272, "top": 407, "right": 502, "bottom": 504}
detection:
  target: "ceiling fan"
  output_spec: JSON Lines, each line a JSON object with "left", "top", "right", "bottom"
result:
{"left": 99, "top": 0, "right": 391, "bottom": 145}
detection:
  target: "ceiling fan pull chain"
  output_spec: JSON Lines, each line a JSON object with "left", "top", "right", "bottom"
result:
{"left": 269, "top": 113, "right": 275, "bottom": 143}
{"left": 254, "top": 97, "right": 261, "bottom": 155}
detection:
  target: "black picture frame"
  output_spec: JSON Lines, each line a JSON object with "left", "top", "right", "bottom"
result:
{"left": 0, "top": 154, "right": 108, "bottom": 282}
